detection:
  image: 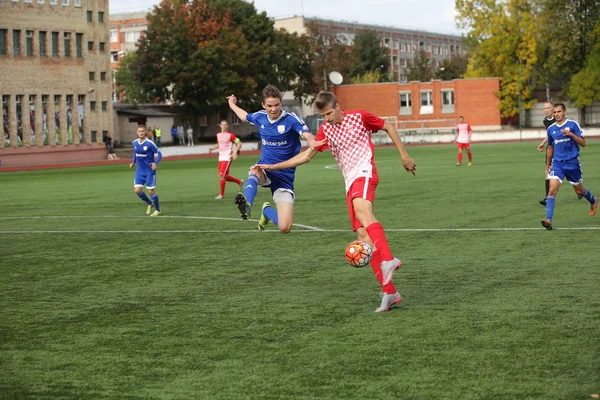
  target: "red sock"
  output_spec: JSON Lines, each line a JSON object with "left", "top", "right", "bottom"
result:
{"left": 366, "top": 222, "right": 393, "bottom": 261}
{"left": 468, "top": 152, "right": 472, "bottom": 162}
{"left": 219, "top": 180, "right": 225, "bottom": 196}
{"left": 226, "top": 175, "right": 241, "bottom": 184}
{"left": 458, "top": 153, "right": 463, "bottom": 163}
{"left": 371, "top": 250, "right": 396, "bottom": 294}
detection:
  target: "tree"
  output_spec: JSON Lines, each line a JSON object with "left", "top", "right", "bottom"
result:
{"left": 433, "top": 54, "right": 469, "bottom": 80}
{"left": 351, "top": 70, "right": 383, "bottom": 84}
{"left": 456, "top": 0, "right": 539, "bottom": 117}
{"left": 115, "top": 52, "right": 154, "bottom": 104}
{"left": 132, "top": 0, "right": 315, "bottom": 116}
{"left": 302, "top": 21, "right": 354, "bottom": 98}
{"left": 348, "top": 30, "right": 390, "bottom": 82}
{"left": 406, "top": 50, "right": 432, "bottom": 82}
{"left": 568, "top": 21, "right": 600, "bottom": 108}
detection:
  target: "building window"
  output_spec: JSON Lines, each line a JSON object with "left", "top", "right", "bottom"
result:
{"left": 125, "top": 31, "right": 140, "bottom": 43}
{"left": 39, "top": 31, "right": 47, "bottom": 56}
{"left": 26, "top": 31, "right": 33, "bottom": 56}
{"left": 420, "top": 91, "right": 433, "bottom": 115}
{"left": 110, "top": 30, "right": 118, "bottom": 43}
{"left": 54, "top": 95, "right": 60, "bottom": 105}
{"left": 86, "top": 10, "right": 93, "bottom": 22}
{"left": 64, "top": 32, "right": 71, "bottom": 57}
{"left": 232, "top": 113, "right": 241, "bottom": 125}
{"left": 98, "top": 11, "right": 104, "bottom": 23}
{"left": 87, "top": 41, "right": 93, "bottom": 51}
{"left": 0, "top": 29, "right": 7, "bottom": 56}
{"left": 13, "top": 30, "right": 21, "bottom": 56}
{"left": 99, "top": 42, "right": 105, "bottom": 52}
{"left": 78, "top": 95, "right": 84, "bottom": 104}
{"left": 76, "top": 33, "right": 82, "bottom": 57}
{"left": 198, "top": 115, "right": 208, "bottom": 126}
{"left": 52, "top": 31, "right": 59, "bottom": 57}
{"left": 61, "top": 0, "right": 68, "bottom": 5}
{"left": 49, "top": 0, "right": 56, "bottom": 4}
{"left": 90, "top": 101, "right": 96, "bottom": 111}
{"left": 100, "top": 71, "right": 106, "bottom": 82}
{"left": 111, "top": 51, "right": 118, "bottom": 62}
{"left": 399, "top": 92, "right": 412, "bottom": 116}
{"left": 91, "top": 130, "right": 97, "bottom": 141}
{"left": 25, "top": 0, "right": 32, "bottom": 3}
{"left": 73, "top": 0, "right": 80, "bottom": 6}
{"left": 400, "top": 59, "right": 407, "bottom": 68}
{"left": 89, "top": 71, "right": 95, "bottom": 81}
{"left": 101, "top": 101, "right": 107, "bottom": 111}
{"left": 400, "top": 74, "right": 407, "bottom": 83}
{"left": 441, "top": 90, "right": 455, "bottom": 114}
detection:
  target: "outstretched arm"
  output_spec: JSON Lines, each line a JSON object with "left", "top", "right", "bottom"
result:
{"left": 256, "top": 147, "right": 319, "bottom": 171}
{"left": 382, "top": 121, "right": 416, "bottom": 175}
{"left": 227, "top": 95, "right": 248, "bottom": 122}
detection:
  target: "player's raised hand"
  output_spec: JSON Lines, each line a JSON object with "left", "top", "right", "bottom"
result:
{"left": 402, "top": 157, "right": 416, "bottom": 175}
{"left": 227, "top": 95, "right": 237, "bottom": 106}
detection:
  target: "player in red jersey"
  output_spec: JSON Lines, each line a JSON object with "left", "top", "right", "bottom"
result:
{"left": 452, "top": 116, "right": 472, "bottom": 166}
{"left": 208, "top": 120, "right": 243, "bottom": 200}
{"left": 257, "top": 91, "right": 416, "bottom": 312}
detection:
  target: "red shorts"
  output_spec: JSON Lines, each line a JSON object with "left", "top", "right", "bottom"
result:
{"left": 346, "top": 176, "right": 378, "bottom": 231}
{"left": 218, "top": 160, "right": 232, "bottom": 177}
{"left": 457, "top": 142, "right": 470, "bottom": 151}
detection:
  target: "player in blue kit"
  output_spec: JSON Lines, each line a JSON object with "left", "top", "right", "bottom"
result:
{"left": 227, "top": 85, "right": 318, "bottom": 233}
{"left": 541, "top": 103, "right": 598, "bottom": 230}
{"left": 130, "top": 124, "right": 162, "bottom": 217}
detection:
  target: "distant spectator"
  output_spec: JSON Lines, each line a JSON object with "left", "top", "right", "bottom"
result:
{"left": 177, "top": 124, "right": 185, "bottom": 145}
{"left": 186, "top": 126, "right": 194, "bottom": 146}
{"left": 171, "top": 124, "right": 178, "bottom": 145}
{"left": 154, "top": 127, "right": 162, "bottom": 147}
{"left": 103, "top": 131, "right": 119, "bottom": 160}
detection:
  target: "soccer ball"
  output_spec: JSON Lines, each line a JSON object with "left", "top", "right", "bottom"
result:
{"left": 345, "top": 240, "right": 372, "bottom": 267}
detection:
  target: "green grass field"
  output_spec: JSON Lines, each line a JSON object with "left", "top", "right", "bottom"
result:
{"left": 1, "top": 142, "right": 600, "bottom": 399}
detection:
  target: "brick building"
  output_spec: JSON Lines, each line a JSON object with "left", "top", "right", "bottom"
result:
{"left": 333, "top": 78, "right": 501, "bottom": 131}
{"left": 0, "top": 0, "right": 112, "bottom": 152}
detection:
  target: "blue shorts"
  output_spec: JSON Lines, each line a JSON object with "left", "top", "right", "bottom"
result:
{"left": 134, "top": 171, "right": 157, "bottom": 188}
{"left": 548, "top": 159, "right": 582, "bottom": 184}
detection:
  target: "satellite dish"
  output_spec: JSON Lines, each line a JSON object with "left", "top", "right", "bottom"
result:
{"left": 329, "top": 71, "right": 343, "bottom": 86}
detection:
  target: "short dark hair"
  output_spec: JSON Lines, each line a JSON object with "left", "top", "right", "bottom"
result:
{"left": 137, "top": 124, "right": 146, "bottom": 130}
{"left": 554, "top": 103, "right": 566, "bottom": 111}
{"left": 262, "top": 85, "right": 282, "bottom": 101}
{"left": 315, "top": 91, "right": 337, "bottom": 111}
{"left": 459, "top": 115, "right": 464, "bottom": 119}
{"left": 545, "top": 101, "right": 554, "bottom": 106}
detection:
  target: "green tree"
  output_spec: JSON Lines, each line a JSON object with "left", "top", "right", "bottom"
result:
{"left": 350, "top": 70, "right": 382, "bottom": 84}
{"left": 406, "top": 50, "right": 432, "bottom": 82}
{"left": 132, "top": 0, "right": 314, "bottom": 116}
{"left": 115, "top": 52, "right": 154, "bottom": 104}
{"left": 456, "top": 0, "right": 539, "bottom": 117}
{"left": 302, "top": 21, "right": 353, "bottom": 98}
{"left": 348, "top": 30, "right": 390, "bottom": 82}
{"left": 433, "top": 54, "right": 469, "bottom": 80}
{"left": 568, "top": 22, "right": 600, "bottom": 108}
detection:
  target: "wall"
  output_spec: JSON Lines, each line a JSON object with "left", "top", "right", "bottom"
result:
{"left": 334, "top": 78, "right": 502, "bottom": 130}
{"left": 0, "top": 143, "right": 107, "bottom": 167}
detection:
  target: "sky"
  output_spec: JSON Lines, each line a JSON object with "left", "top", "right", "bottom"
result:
{"left": 109, "top": 0, "right": 465, "bottom": 36}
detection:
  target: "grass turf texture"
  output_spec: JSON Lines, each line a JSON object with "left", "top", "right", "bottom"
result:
{"left": 1, "top": 141, "right": 600, "bottom": 399}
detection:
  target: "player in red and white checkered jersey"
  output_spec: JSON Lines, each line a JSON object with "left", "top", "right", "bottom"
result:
{"left": 257, "top": 91, "right": 416, "bottom": 312}
{"left": 208, "top": 120, "right": 243, "bottom": 200}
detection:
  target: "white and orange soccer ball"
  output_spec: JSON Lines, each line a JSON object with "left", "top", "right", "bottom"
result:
{"left": 345, "top": 240, "right": 372, "bottom": 267}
